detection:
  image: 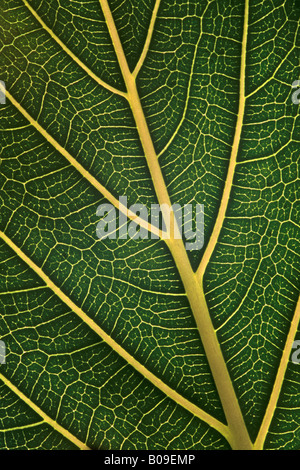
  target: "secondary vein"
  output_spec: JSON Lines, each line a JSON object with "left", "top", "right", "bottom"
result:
{"left": 254, "top": 294, "right": 300, "bottom": 450}
{"left": 133, "top": 0, "right": 162, "bottom": 78}
{"left": 0, "top": 230, "right": 228, "bottom": 440}
{"left": 21, "top": 0, "right": 127, "bottom": 99}
{"left": 196, "top": 0, "right": 249, "bottom": 281}
{"left": 0, "top": 371, "right": 90, "bottom": 450}
{"left": 0, "top": 84, "right": 163, "bottom": 240}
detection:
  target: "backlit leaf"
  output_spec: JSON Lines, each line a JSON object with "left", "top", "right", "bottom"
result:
{"left": 0, "top": 0, "right": 299, "bottom": 450}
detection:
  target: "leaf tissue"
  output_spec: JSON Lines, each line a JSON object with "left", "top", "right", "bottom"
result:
{"left": 0, "top": 0, "right": 299, "bottom": 450}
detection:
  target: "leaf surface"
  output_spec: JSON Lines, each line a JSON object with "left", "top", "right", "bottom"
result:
{"left": 0, "top": 0, "right": 299, "bottom": 450}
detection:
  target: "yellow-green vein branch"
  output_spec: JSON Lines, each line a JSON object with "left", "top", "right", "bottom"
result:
{"left": 0, "top": 230, "right": 229, "bottom": 440}
{"left": 157, "top": 1, "right": 210, "bottom": 159}
{"left": 196, "top": 0, "right": 249, "bottom": 281}
{"left": 22, "top": 0, "right": 127, "bottom": 99}
{"left": 0, "top": 372, "right": 90, "bottom": 450}
{"left": 133, "top": 0, "right": 162, "bottom": 78}
{"left": 254, "top": 294, "right": 300, "bottom": 450}
{"left": 0, "top": 84, "right": 163, "bottom": 240}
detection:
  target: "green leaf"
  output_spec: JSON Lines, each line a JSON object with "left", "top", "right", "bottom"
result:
{"left": 0, "top": 0, "right": 299, "bottom": 450}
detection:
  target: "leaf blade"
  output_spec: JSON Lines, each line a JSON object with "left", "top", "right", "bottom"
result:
{"left": 0, "top": 0, "right": 299, "bottom": 450}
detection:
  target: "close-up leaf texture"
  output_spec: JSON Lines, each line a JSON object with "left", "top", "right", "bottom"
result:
{"left": 0, "top": 0, "right": 299, "bottom": 450}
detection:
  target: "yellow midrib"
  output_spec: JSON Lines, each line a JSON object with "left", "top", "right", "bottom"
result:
{"left": 99, "top": 0, "right": 253, "bottom": 450}
{"left": 0, "top": 6, "right": 228, "bottom": 444}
